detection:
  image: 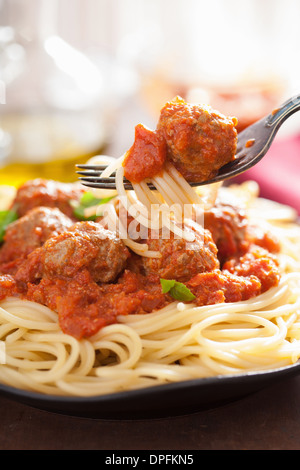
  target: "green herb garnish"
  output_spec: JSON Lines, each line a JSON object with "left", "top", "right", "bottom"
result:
{"left": 0, "top": 209, "right": 18, "bottom": 243}
{"left": 160, "top": 279, "right": 196, "bottom": 301}
{"left": 72, "top": 192, "right": 114, "bottom": 221}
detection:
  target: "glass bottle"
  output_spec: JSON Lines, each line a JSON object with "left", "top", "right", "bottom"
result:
{"left": 0, "top": 0, "right": 111, "bottom": 186}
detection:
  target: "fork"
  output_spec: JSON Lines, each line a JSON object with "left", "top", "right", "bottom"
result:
{"left": 76, "top": 94, "right": 300, "bottom": 190}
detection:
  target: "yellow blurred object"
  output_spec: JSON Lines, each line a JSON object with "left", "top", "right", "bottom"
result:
{"left": 0, "top": 184, "right": 15, "bottom": 209}
{"left": 0, "top": 146, "right": 106, "bottom": 187}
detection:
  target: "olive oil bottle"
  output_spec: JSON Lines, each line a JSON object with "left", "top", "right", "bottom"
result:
{"left": 0, "top": 0, "right": 111, "bottom": 187}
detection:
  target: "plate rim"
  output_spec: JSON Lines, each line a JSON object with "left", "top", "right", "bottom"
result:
{"left": 1, "top": 360, "right": 300, "bottom": 408}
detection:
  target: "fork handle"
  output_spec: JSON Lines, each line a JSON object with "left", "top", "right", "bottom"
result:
{"left": 266, "top": 94, "right": 300, "bottom": 128}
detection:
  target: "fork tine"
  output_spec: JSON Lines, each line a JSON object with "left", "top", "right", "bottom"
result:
{"left": 79, "top": 181, "right": 120, "bottom": 189}
{"left": 76, "top": 164, "right": 216, "bottom": 189}
{"left": 79, "top": 176, "right": 118, "bottom": 183}
{"left": 79, "top": 179, "right": 133, "bottom": 190}
{"left": 76, "top": 171, "right": 102, "bottom": 176}
{"left": 78, "top": 172, "right": 162, "bottom": 190}
{"left": 76, "top": 170, "right": 117, "bottom": 176}
{"left": 76, "top": 163, "right": 220, "bottom": 189}
{"left": 78, "top": 176, "right": 134, "bottom": 190}
{"left": 77, "top": 174, "right": 131, "bottom": 184}
{"left": 78, "top": 175, "right": 207, "bottom": 191}
{"left": 76, "top": 164, "right": 107, "bottom": 170}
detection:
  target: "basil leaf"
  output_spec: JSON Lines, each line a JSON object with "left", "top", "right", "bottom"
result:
{"left": 72, "top": 192, "right": 114, "bottom": 221}
{"left": 80, "top": 192, "right": 114, "bottom": 208}
{"left": 160, "top": 278, "right": 196, "bottom": 301}
{"left": 73, "top": 205, "right": 97, "bottom": 221}
{"left": 170, "top": 282, "right": 196, "bottom": 301}
{"left": 80, "top": 192, "right": 102, "bottom": 207}
{"left": 160, "top": 279, "right": 176, "bottom": 294}
{"left": 0, "top": 209, "right": 18, "bottom": 243}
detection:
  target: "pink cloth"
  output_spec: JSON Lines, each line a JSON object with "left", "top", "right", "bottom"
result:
{"left": 235, "top": 134, "right": 300, "bottom": 214}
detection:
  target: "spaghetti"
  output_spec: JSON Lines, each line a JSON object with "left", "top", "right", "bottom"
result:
{"left": 0, "top": 181, "right": 300, "bottom": 397}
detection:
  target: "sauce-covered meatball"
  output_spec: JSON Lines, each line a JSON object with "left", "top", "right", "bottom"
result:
{"left": 204, "top": 203, "right": 249, "bottom": 265}
{"left": 0, "top": 206, "right": 73, "bottom": 265}
{"left": 142, "top": 223, "right": 219, "bottom": 282}
{"left": 13, "top": 178, "right": 85, "bottom": 219}
{"left": 33, "top": 221, "right": 130, "bottom": 283}
{"left": 157, "top": 96, "right": 238, "bottom": 182}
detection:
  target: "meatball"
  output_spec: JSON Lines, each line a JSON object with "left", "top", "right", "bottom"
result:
{"left": 204, "top": 203, "right": 249, "bottom": 265}
{"left": 13, "top": 178, "right": 85, "bottom": 218}
{"left": 0, "top": 206, "right": 73, "bottom": 265}
{"left": 157, "top": 96, "right": 238, "bottom": 182}
{"left": 39, "top": 221, "right": 130, "bottom": 283}
{"left": 142, "top": 223, "right": 219, "bottom": 282}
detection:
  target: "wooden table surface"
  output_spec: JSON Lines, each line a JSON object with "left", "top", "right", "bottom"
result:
{"left": 1, "top": 372, "right": 300, "bottom": 450}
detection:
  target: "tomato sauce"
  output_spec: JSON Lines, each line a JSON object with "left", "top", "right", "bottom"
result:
{"left": 0, "top": 177, "right": 282, "bottom": 340}
{"left": 245, "top": 138, "right": 255, "bottom": 148}
{"left": 187, "top": 270, "right": 262, "bottom": 305}
{"left": 222, "top": 246, "right": 281, "bottom": 293}
{"left": 24, "top": 270, "right": 168, "bottom": 339}
{"left": 123, "top": 124, "right": 167, "bottom": 183}
{"left": 0, "top": 235, "right": 281, "bottom": 340}
{"left": 0, "top": 274, "right": 18, "bottom": 301}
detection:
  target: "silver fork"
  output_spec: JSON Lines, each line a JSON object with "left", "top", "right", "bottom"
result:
{"left": 76, "top": 94, "right": 300, "bottom": 190}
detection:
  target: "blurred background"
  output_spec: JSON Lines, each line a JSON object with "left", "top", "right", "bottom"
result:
{"left": 0, "top": 0, "right": 299, "bottom": 211}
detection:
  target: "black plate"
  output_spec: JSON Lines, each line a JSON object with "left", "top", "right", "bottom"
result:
{"left": 1, "top": 362, "right": 300, "bottom": 420}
